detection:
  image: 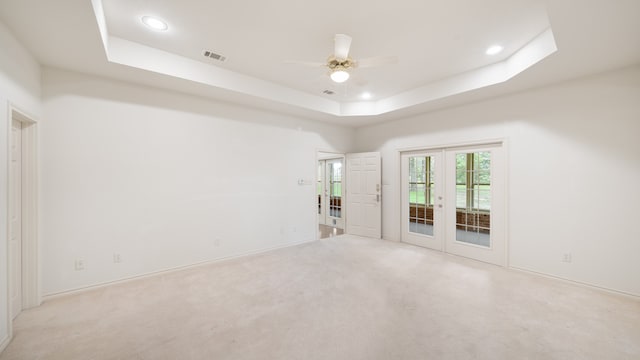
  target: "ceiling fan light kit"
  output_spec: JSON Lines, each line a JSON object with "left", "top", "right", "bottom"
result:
{"left": 327, "top": 55, "right": 353, "bottom": 83}
{"left": 330, "top": 68, "right": 350, "bottom": 83}
{"left": 288, "top": 33, "right": 397, "bottom": 85}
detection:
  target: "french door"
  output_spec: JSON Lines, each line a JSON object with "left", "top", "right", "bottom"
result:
{"left": 401, "top": 151, "right": 443, "bottom": 249}
{"left": 317, "top": 158, "right": 344, "bottom": 228}
{"left": 401, "top": 144, "right": 505, "bottom": 266}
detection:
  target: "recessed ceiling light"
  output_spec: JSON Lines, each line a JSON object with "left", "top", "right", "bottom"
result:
{"left": 361, "top": 92, "right": 372, "bottom": 100}
{"left": 486, "top": 45, "right": 503, "bottom": 55}
{"left": 141, "top": 16, "right": 168, "bottom": 31}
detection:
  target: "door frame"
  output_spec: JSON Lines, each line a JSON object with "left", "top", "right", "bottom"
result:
{"left": 316, "top": 150, "right": 346, "bottom": 240}
{"left": 400, "top": 150, "right": 444, "bottom": 250}
{"left": 397, "top": 138, "right": 509, "bottom": 267}
{"left": 317, "top": 156, "right": 346, "bottom": 229}
{"left": 6, "top": 105, "right": 40, "bottom": 332}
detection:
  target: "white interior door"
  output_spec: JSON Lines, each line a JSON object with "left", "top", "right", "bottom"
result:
{"left": 401, "top": 151, "right": 443, "bottom": 249}
{"left": 401, "top": 144, "right": 505, "bottom": 266}
{"left": 346, "top": 152, "right": 381, "bottom": 238}
{"left": 10, "top": 118, "right": 23, "bottom": 319}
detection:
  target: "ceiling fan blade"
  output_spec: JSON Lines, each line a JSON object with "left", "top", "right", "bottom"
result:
{"left": 285, "top": 60, "right": 326, "bottom": 67}
{"left": 334, "top": 34, "right": 352, "bottom": 60}
{"left": 355, "top": 56, "right": 398, "bottom": 68}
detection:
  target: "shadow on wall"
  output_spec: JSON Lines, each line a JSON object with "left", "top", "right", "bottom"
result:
{"left": 527, "top": 65, "right": 640, "bottom": 164}
{"left": 357, "top": 64, "right": 640, "bottom": 165}
{"left": 41, "top": 68, "right": 354, "bottom": 152}
{"left": 0, "top": 21, "right": 41, "bottom": 111}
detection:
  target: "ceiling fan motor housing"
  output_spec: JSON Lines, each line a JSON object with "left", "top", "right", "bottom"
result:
{"left": 327, "top": 56, "right": 354, "bottom": 70}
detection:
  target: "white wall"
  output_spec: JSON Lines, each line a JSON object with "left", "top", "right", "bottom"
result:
{"left": 0, "top": 21, "right": 41, "bottom": 347}
{"left": 355, "top": 65, "right": 640, "bottom": 296}
{"left": 41, "top": 68, "right": 354, "bottom": 295}
{"left": 2, "top": 19, "right": 639, "bottom": 345}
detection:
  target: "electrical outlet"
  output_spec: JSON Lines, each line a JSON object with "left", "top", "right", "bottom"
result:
{"left": 74, "top": 259, "right": 85, "bottom": 271}
{"left": 113, "top": 253, "right": 122, "bottom": 263}
{"left": 562, "top": 253, "right": 572, "bottom": 263}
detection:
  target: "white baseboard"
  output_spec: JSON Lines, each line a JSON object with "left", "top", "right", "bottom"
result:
{"left": 387, "top": 238, "right": 639, "bottom": 299}
{"left": 0, "top": 334, "right": 11, "bottom": 354}
{"left": 509, "top": 265, "right": 640, "bottom": 299}
{"left": 41, "top": 238, "right": 640, "bottom": 302}
{"left": 43, "top": 238, "right": 316, "bottom": 301}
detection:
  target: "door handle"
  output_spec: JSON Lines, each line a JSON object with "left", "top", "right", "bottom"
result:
{"left": 376, "top": 194, "right": 380, "bottom": 202}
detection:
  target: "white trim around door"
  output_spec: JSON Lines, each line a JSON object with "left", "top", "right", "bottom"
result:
{"left": 6, "top": 105, "right": 40, "bottom": 337}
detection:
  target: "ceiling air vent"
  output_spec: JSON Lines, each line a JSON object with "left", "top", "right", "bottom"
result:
{"left": 203, "top": 50, "right": 227, "bottom": 62}
{"left": 323, "top": 90, "right": 335, "bottom": 95}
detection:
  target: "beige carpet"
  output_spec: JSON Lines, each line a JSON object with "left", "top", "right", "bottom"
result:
{"left": 2, "top": 235, "right": 639, "bottom": 359}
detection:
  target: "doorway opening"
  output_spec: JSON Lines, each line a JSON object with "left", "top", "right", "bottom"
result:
{"left": 317, "top": 153, "right": 345, "bottom": 239}
{"left": 316, "top": 151, "right": 382, "bottom": 240}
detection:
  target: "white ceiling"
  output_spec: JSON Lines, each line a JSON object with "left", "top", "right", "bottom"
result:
{"left": 0, "top": 0, "right": 639, "bottom": 127}
{"left": 103, "top": 0, "right": 550, "bottom": 101}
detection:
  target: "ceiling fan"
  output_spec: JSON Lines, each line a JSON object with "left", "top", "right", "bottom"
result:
{"left": 287, "top": 34, "right": 397, "bottom": 83}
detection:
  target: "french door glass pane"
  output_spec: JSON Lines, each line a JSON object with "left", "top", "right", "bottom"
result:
{"left": 329, "top": 162, "right": 342, "bottom": 218}
{"left": 455, "top": 151, "right": 491, "bottom": 247}
{"left": 317, "top": 162, "right": 322, "bottom": 215}
{"left": 408, "top": 156, "right": 434, "bottom": 236}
